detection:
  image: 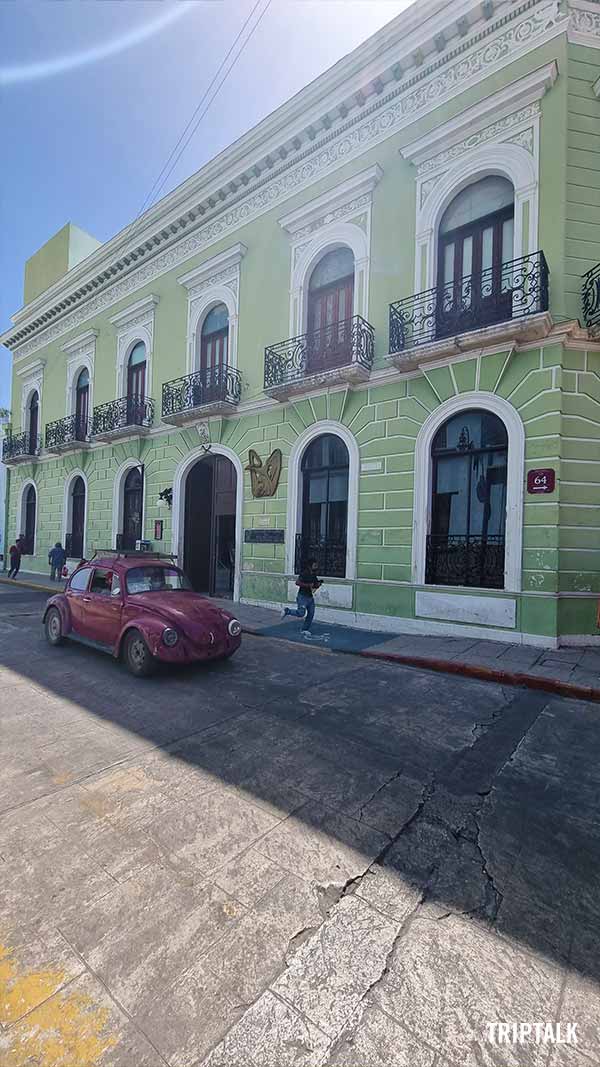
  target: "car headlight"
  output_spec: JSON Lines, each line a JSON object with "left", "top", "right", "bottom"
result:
{"left": 228, "top": 619, "right": 242, "bottom": 637}
{"left": 162, "top": 627, "right": 179, "bottom": 647}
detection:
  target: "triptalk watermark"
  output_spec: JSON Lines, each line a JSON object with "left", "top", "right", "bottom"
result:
{"left": 487, "top": 1022, "right": 578, "bottom": 1046}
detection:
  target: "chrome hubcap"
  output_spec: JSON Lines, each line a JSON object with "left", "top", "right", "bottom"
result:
{"left": 49, "top": 614, "right": 60, "bottom": 639}
{"left": 130, "top": 639, "right": 145, "bottom": 666}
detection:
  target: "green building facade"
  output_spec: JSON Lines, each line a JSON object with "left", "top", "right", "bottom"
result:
{"left": 3, "top": 0, "right": 600, "bottom": 648}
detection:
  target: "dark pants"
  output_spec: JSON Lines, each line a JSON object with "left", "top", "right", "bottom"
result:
{"left": 8, "top": 558, "right": 20, "bottom": 579}
{"left": 50, "top": 565, "right": 59, "bottom": 581}
{"left": 283, "top": 592, "right": 315, "bottom": 631}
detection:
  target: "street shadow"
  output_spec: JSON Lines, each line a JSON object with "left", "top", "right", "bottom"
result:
{"left": 1, "top": 600, "right": 599, "bottom": 991}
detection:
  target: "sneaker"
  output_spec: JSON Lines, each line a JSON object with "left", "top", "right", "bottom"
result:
{"left": 302, "top": 630, "right": 312, "bottom": 638}
{"left": 280, "top": 608, "right": 288, "bottom": 620}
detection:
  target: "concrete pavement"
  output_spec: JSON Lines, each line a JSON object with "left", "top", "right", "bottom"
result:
{"left": 0, "top": 583, "right": 599, "bottom": 1066}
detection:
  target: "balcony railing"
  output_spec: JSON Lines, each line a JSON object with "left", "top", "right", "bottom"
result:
{"left": 294, "top": 533, "right": 346, "bottom": 579}
{"left": 162, "top": 364, "right": 241, "bottom": 420}
{"left": 425, "top": 534, "right": 505, "bottom": 590}
{"left": 582, "top": 263, "right": 600, "bottom": 329}
{"left": 91, "top": 395, "right": 154, "bottom": 437}
{"left": 46, "top": 414, "right": 91, "bottom": 451}
{"left": 265, "top": 315, "right": 375, "bottom": 395}
{"left": 2, "top": 432, "right": 40, "bottom": 462}
{"left": 389, "top": 251, "right": 549, "bottom": 353}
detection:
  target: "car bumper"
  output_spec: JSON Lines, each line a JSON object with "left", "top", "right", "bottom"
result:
{"left": 152, "top": 632, "right": 242, "bottom": 664}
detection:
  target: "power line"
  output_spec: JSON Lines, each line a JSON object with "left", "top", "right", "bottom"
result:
{"left": 123, "top": 0, "right": 271, "bottom": 250}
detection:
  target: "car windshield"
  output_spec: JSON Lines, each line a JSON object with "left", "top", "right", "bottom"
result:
{"left": 126, "top": 566, "right": 192, "bottom": 594}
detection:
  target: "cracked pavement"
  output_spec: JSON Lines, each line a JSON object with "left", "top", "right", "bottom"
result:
{"left": 0, "top": 585, "right": 599, "bottom": 1067}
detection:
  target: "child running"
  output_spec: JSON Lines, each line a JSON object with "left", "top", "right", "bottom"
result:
{"left": 281, "top": 558, "right": 322, "bottom": 637}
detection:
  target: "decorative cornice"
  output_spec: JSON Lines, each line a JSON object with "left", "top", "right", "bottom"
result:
{"left": 278, "top": 165, "right": 382, "bottom": 235}
{"left": 568, "top": 0, "right": 600, "bottom": 49}
{"left": 400, "top": 61, "right": 557, "bottom": 169}
{"left": 61, "top": 329, "right": 98, "bottom": 357}
{"left": 177, "top": 243, "right": 247, "bottom": 290}
{"left": 109, "top": 294, "right": 159, "bottom": 328}
{"left": 3, "top": 0, "right": 568, "bottom": 358}
{"left": 16, "top": 358, "right": 46, "bottom": 378}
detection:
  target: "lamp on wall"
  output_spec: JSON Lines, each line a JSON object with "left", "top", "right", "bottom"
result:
{"left": 157, "top": 487, "right": 173, "bottom": 508}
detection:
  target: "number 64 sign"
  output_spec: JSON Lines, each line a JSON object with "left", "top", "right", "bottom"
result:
{"left": 527, "top": 468, "right": 555, "bottom": 494}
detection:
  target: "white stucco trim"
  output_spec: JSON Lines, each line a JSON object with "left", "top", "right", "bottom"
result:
{"left": 18, "top": 359, "right": 45, "bottom": 438}
{"left": 110, "top": 295, "right": 158, "bottom": 400}
{"left": 290, "top": 222, "right": 371, "bottom": 336}
{"left": 414, "top": 143, "right": 539, "bottom": 292}
{"left": 18, "top": 479, "right": 38, "bottom": 556}
{"left": 285, "top": 420, "right": 359, "bottom": 581}
{"left": 178, "top": 244, "right": 246, "bottom": 375}
{"left": 112, "top": 458, "right": 146, "bottom": 551}
{"left": 62, "top": 468, "right": 88, "bottom": 558}
{"left": 171, "top": 443, "right": 244, "bottom": 602}
{"left": 411, "top": 392, "right": 525, "bottom": 594}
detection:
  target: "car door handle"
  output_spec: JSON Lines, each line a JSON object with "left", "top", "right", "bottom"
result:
{"left": 83, "top": 597, "right": 92, "bottom": 602}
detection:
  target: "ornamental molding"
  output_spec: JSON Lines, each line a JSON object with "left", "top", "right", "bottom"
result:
{"left": 7, "top": 0, "right": 568, "bottom": 360}
{"left": 109, "top": 293, "right": 159, "bottom": 329}
{"left": 278, "top": 164, "right": 382, "bottom": 236}
{"left": 568, "top": 0, "right": 600, "bottom": 48}
{"left": 177, "top": 242, "right": 247, "bottom": 293}
{"left": 16, "top": 357, "right": 46, "bottom": 378}
{"left": 61, "top": 328, "right": 98, "bottom": 355}
{"left": 113, "top": 297, "right": 157, "bottom": 399}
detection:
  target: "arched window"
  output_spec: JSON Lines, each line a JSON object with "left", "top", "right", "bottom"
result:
{"left": 200, "top": 304, "right": 229, "bottom": 377}
{"left": 28, "top": 391, "right": 39, "bottom": 454}
{"left": 120, "top": 466, "right": 143, "bottom": 550}
{"left": 437, "top": 176, "right": 515, "bottom": 337}
{"left": 75, "top": 369, "right": 89, "bottom": 440}
{"left": 24, "top": 484, "right": 36, "bottom": 554}
{"left": 427, "top": 409, "right": 508, "bottom": 590}
{"left": 298, "top": 434, "right": 349, "bottom": 578}
{"left": 306, "top": 248, "right": 355, "bottom": 371}
{"left": 68, "top": 476, "right": 86, "bottom": 559}
{"left": 126, "top": 342, "right": 146, "bottom": 424}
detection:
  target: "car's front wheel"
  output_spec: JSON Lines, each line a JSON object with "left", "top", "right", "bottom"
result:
{"left": 124, "top": 629, "right": 156, "bottom": 678}
{"left": 45, "top": 607, "right": 64, "bottom": 647}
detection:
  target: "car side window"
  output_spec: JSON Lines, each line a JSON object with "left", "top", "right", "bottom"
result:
{"left": 69, "top": 567, "right": 91, "bottom": 592}
{"left": 90, "top": 569, "right": 112, "bottom": 596}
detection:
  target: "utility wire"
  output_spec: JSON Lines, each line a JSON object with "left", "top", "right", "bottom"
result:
{"left": 122, "top": 0, "right": 272, "bottom": 250}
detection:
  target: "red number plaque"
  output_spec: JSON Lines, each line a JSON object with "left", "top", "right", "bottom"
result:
{"left": 527, "top": 468, "right": 555, "bottom": 494}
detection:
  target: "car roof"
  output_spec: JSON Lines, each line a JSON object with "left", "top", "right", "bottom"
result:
{"left": 79, "top": 555, "right": 178, "bottom": 572}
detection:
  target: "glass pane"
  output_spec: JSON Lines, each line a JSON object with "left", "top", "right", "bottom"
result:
{"left": 462, "top": 235, "right": 473, "bottom": 278}
{"left": 481, "top": 227, "right": 494, "bottom": 273}
{"left": 432, "top": 410, "right": 507, "bottom": 453}
{"left": 309, "top": 248, "right": 354, "bottom": 290}
{"left": 433, "top": 456, "right": 469, "bottom": 536}
{"left": 308, "top": 475, "right": 327, "bottom": 504}
{"left": 202, "top": 303, "right": 229, "bottom": 336}
{"left": 328, "top": 472, "right": 349, "bottom": 502}
{"left": 77, "top": 368, "right": 89, "bottom": 388}
{"left": 440, "top": 176, "right": 514, "bottom": 234}
{"left": 443, "top": 243, "right": 455, "bottom": 286}
{"left": 502, "top": 217, "right": 514, "bottom": 263}
{"left": 128, "top": 341, "right": 146, "bottom": 367}
{"left": 469, "top": 452, "right": 507, "bottom": 538}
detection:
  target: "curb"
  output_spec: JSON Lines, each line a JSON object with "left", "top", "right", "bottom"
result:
{"left": 0, "top": 576, "right": 57, "bottom": 594}
{"left": 240, "top": 624, "right": 600, "bottom": 704}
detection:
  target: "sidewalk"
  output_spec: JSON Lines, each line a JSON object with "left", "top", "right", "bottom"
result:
{"left": 3, "top": 569, "right": 600, "bottom": 702}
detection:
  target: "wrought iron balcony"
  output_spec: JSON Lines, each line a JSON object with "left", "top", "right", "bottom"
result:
{"left": 2, "top": 432, "right": 40, "bottom": 464}
{"left": 294, "top": 533, "right": 346, "bottom": 579}
{"left": 425, "top": 534, "right": 505, "bottom": 590}
{"left": 265, "top": 315, "right": 375, "bottom": 400}
{"left": 162, "top": 364, "right": 241, "bottom": 424}
{"left": 389, "top": 251, "right": 549, "bottom": 356}
{"left": 91, "top": 395, "right": 154, "bottom": 440}
{"left": 582, "top": 263, "right": 600, "bottom": 329}
{"left": 46, "top": 414, "right": 91, "bottom": 453}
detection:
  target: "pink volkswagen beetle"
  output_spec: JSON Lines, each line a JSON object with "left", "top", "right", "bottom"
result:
{"left": 43, "top": 552, "right": 242, "bottom": 677}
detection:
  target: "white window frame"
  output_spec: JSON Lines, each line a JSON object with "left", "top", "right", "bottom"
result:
{"left": 178, "top": 244, "right": 246, "bottom": 375}
{"left": 112, "top": 458, "right": 146, "bottom": 550}
{"left": 285, "top": 420, "right": 359, "bottom": 581}
{"left": 17, "top": 359, "right": 45, "bottom": 439}
{"left": 109, "top": 294, "right": 158, "bottom": 400}
{"left": 412, "top": 392, "right": 525, "bottom": 594}
{"left": 62, "top": 330, "right": 97, "bottom": 418}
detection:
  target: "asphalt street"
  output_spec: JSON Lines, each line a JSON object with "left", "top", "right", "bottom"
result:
{"left": 0, "top": 581, "right": 599, "bottom": 1067}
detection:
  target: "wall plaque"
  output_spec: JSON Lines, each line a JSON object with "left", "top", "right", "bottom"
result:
{"left": 244, "top": 528, "right": 285, "bottom": 544}
{"left": 154, "top": 519, "right": 163, "bottom": 540}
{"left": 246, "top": 449, "right": 282, "bottom": 497}
{"left": 527, "top": 468, "right": 555, "bottom": 494}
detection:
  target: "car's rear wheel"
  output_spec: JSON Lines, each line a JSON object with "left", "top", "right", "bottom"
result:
{"left": 124, "top": 629, "right": 155, "bottom": 677}
{"left": 45, "top": 607, "right": 63, "bottom": 647}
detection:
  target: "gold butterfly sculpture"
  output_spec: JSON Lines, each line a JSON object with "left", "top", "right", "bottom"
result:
{"left": 246, "top": 448, "right": 283, "bottom": 498}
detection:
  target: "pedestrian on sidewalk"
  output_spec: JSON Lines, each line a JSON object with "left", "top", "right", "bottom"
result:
{"left": 8, "top": 540, "right": 22, "bottom": 579}
{"left": 281, "top": 558, "right": 322, "bottom": 637}
{"left": 48, "top": 542, "right": 66, "bottom": 581}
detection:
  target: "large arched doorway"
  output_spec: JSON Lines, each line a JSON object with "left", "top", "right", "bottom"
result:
{"left": 67, "top": 476, "right": 86, "bottom": 559}
{"left": 24, "top": 484, "right": 37, "bottom": 555}
{"left": 121, "top": 466, "right": 143, "bottom": 550}
{"left": 437, "top": 175, "right": 514, "bottom": 337}
{"left": 426, "top": 408, "right": 508, "bottom": 589}
{"left": 296, "top": 433, "right": 349, "bottom": 578}
{"left": 184, "top": 454, "right": 236, "bottom": 597}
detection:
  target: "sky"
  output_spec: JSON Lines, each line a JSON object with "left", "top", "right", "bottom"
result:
{"left": 0, "top": 0, "right": 413, "bottom": 410}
